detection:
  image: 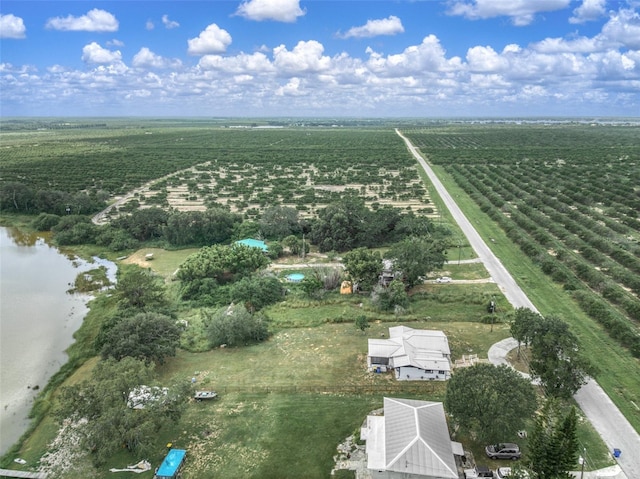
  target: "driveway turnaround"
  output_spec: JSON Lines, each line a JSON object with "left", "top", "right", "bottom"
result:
{"left": 397, "top": 129, "right": 640, "bottom": 479}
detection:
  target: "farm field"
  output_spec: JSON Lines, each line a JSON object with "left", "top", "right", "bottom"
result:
{"left": 1, "top": 119, "right": 637, "bottom": 477}
{"left": 403, "top": 123, "right": 640, "bottom": 431}
{"left": 0, "top": 119, "right": 434, "bottom": 221}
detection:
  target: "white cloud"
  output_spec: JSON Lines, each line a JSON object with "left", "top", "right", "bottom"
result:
{"left": 81, "top": 42, "right": 122, "bottom": 64}
{"left": 146, "top": 20, "right": 155, "bottom": 30}
{"left": 273, "top": 40, "right": 331, "bottom": 73}
{"left": 600, "top": 8, "right": 640, "bottom": 50}
{"left": 340, "top": 16, "right": 404, "bottom": 39}
{"left": 2, "top": 18, "right": 639, "bottom": 117}
{"left": 570, "top": 0, "right": 607, "bottom": 24}
{"left": 187, "top": 24, "right": 232, "bottom": 55}
{"left": 276, "top": 77, "right": 306, "bottom": 96}
{"left": 531, "top": 36, "right": 601, "bottom": 54}
{"left": 198, "top": 52, "right": 274, "bottom": 73}
{"left": 0, "top": 14, "right": 26, "bottom": 39}
{"left": 466, "top": 45, "right": 509, "bottom": 72}
{"left": 162, "top": 15, "right": 180, "bottom": 29}
{"left": 235, "top": 0, "right": 305, "bottom": 22}
{"left": 448, "top": 0, "right": 570, "bottom": 26}
{"left": 366, "top": 35, "right": 462, "bottom": 76}
{"left": 45, "top": 8, "right": 118, "bottom": 32}
{"left": 132, "top": 47, "right": 182, "bottom": 69}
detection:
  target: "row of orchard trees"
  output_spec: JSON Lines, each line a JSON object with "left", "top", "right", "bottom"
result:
{"left": 442, "top": 162, "right": 640, "bottom": 359}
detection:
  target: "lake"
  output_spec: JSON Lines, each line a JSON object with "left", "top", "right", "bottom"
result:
{"left": 0, "top": 226, "right": 116, "bottom": 455}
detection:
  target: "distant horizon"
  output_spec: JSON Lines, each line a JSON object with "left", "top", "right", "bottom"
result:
{"left": 1, "top": 1, "right": 639, "bottom": 117}
{"left": 1, "top": 115, "right": 638, "bottom": 121}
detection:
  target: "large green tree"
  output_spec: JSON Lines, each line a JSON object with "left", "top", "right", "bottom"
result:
{"left": 342, "top": 247, "right": 382, "bottom": 290}
{"left": 228, "top": 275, "right": 286, "bottom": 312}
{"left": 164, "top": 208, "right": 241, "bottom": 246}
{"left": 510, "top": 307, "right": 542, "bottom": 357}
{"left": 511, "top": 309, "right": 595, "bottom": 399}
{"left": 114, "top": 266, "right": 169, "bottom": 312}
{"left": 178, "top": 243, "right": 270, "bottom": 300}
{"left": 100, "top": 312, "right": 181, "bottom": 364}
{"left": 204, "top": 304, "right": 270, "bottom": 347}
{"left": 113, "top": 206, "right": 168, "bottom": 241}
{"left": 259, "top": 206, "right": 301, "bottom": 240}
{"left": 529, "top": 316, "right": 596, "bottom": 399}
{"left": 385, "top": 236, "right": 447, "bottom": 287}
{"left": 527, "top": 399, "right": 580, "bottom": 479}
{"left": 309, "top": 195, "right": 371, "bottom": 252}
{"left": 55, "top": 357, "right": 191, "bottom": 466}
{"left": 445, "top": 363, "right": 537, "bottom": 443}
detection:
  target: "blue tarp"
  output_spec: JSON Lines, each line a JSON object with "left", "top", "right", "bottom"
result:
{"left": 156, "top": 449, "right": 186, "bottom": 478}
{"left": 236, "top": 238, "right": 268, "bottom": 251}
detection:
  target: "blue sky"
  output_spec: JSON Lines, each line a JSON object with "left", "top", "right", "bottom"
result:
{"left": 1, "top": 0, "right": 639, "bottom": 117}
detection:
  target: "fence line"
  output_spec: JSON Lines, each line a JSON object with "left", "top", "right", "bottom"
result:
{"left": 209, "top": 383, "right": 443, "bottom": 396}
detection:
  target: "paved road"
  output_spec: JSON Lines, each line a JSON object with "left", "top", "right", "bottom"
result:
{"left": 396, "top": 129, "right": 640, "bottom": 479}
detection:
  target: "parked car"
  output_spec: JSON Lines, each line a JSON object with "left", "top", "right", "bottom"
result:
{"left": 496, "top": 466, "right": 530, "bottom": 478}
{"left": 435, "top": 276, "right": 452, "bottom": 283}
{"left": 485, "top": 443, "right": 521, "bottom": 460}
{"left": 464, "top": 465, "right": 494, "bottom": 478}
{"left": 496, "top": 467, "right": 512, "bottom": 478}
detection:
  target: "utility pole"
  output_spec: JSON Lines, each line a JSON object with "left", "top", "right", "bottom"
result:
{"left": 579, "top": 448, "right": 586, "bottom": 479}
{"left": 490, "top": 296, "right": 496, "bottom": 332}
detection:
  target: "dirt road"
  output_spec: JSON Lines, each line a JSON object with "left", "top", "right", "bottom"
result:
{"left": 396, "top": 129, "right": 640, "bottom": 479}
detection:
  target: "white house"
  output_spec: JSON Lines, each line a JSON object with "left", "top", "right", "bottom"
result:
{"left": 361, "top": 397, "right": 463, "bottom": 479}
{"left": 367, "top": 326, "right": 451, "bottom": 381}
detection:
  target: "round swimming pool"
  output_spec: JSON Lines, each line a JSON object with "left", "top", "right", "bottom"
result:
{"left": 286, "top": 273, "right": 305, "bottom": 282}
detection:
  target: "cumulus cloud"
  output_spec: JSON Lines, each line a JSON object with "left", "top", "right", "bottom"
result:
{"left": 235, "top": 0, "right": 305, "bottom": 22}
{"left": 45, "top": 8, "right": 118, "bottom": 32}
{"left": 570, "top": 0, "right": 607, "bottom": 24}
{"left": 273, "top": 40, "right": 331, "bottom": 73}
{"left": 146, "top": 20, "right": 155, "bottom": 30}
{"left": 198, "top": 52, "right": 274, "bottom": 73}
{"left": 448, "top": 0, "right": 570, "bottom": 26}
{"left": 367, "top": 35, "right": 462, "bottom": 75}
{"left": 162, "top": 14, "right": 179, "bottom": 29}
{"left": 81, "top": 42, "right": 122, "bottom": 64}
{"left": 601, "top": 8, "right": 640, "bottom": 50}
{"left": 466, "top": 45, "right": 509, "bottom": 72}
{"left": 133, "top": 47, "right": 182, "bottom": 69}
{"left": 531, "top": 36, "right": 602, "bottom": 54}
{"left": 276, "top": 77, "right": 306, "bottom": 96}
{"left": 0, "top": 14, "right": 26, "bottom": 39}
{"left": 187, "top": 24, "right": 232, "bottom": 55}
{"left": 340, "top": 15, "right": 404, "bottom": 39}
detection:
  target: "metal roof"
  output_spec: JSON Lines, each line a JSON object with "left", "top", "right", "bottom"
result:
{"left": 383, "top": 398, "right": 458, "bottom": 478}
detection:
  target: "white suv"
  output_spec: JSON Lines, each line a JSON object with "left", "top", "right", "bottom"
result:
{"left": 435, "top": 276, "right": 452, "bottom": 283}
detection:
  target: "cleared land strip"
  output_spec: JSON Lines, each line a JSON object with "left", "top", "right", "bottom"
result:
{"left": 0, "top": 469, "right": 48, "bottom": 478}
{"left": 396, "top": 129, "right": 640, "bottom": 479}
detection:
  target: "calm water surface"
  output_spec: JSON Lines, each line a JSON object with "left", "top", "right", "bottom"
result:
{"left": 0, "top": 226, "right": 116, "bottom": 455}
